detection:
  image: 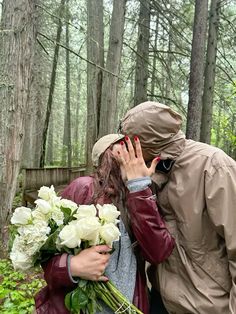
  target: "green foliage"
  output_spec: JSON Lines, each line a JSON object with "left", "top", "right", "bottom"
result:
{"left": 0, "top": 259, "right": 45, "bottom": 314}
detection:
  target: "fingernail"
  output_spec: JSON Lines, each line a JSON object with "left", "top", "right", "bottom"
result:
{"left": 125, "top": 135, "right": 129, "bottom": 141}
{"left": 120, "top": 141, "right": 124, "bottom": 145}
{"left": 134, "top": 136, "right": 139, "bottom": 141}
{"left": 155, "top": 157, "right": 161, "bottom": 161}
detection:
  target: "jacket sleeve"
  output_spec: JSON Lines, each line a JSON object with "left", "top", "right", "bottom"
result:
{"left": 42, "top": 253, "right": 76, "bottom": 290}
{"left": 127, "top": 187, "right": 175, "bottom": 264}
{"left": 60, "top": 176, "right": 93, "bottom": 205}
{"left": 205, "top": 151, "right": 236, "bottom": 313}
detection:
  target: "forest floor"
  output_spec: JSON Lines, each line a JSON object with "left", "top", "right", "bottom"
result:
{"left": 0, "top": 189, "right": 46, "bottom": 314}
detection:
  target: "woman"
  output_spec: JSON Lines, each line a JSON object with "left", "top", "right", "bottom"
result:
{"left": 34, "top": 134, "right": 175, "bottom": 314}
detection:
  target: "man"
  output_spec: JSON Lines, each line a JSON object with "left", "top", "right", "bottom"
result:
{"left": 120, "top": 101, "right": 236, "bottom": 314}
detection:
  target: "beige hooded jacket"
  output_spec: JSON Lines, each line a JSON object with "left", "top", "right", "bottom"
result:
{"left": 120, "top": 101, "right": 236, "bottom": 314}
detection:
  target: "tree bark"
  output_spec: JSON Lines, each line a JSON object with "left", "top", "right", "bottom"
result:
{"left": 134, "top": 0, "right": 150, "bottom": 106}
{"left": 21, "top": 3, "right": 45, "bottom": 168}
{"left": 86, "top": 0, "right": 104, "bottom": 172}
{"left": 151, "top": 13, "right": 159, "bottom": 101}
{"left": 186, "top": 0, "right": 208, "bottom": 140}
{"left": 98, "top": 0, "right": 126, "bottom": 137}
{"left": 200, "top": 0, "right": 220, "bottom": 144}
{"left": 0, "top": 0, "right": 36, "bottom": 255}
{"left": 63, "top": 0, "right": 72, "bottom": 167}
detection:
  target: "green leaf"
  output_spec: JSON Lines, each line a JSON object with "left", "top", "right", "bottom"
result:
{"left": 61, "top": 207, "right": 72, "bottom": 224}
{"left": 41, "top": 229, "right": 60, "bottom": 252}
{"left": 72, "top": 287, "right": 88, "bottom": 310}
{"left": 64, "top": 291, "right": 72, "bottom": 311}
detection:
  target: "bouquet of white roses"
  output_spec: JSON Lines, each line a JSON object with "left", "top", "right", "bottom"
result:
{"left": 10, "top": 185, "right": 143, "bottom": 314}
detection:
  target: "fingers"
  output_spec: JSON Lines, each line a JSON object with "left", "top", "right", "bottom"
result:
{"left": 133, "top": 136, "right": 143, "bottom": 159}
{"left": 97, "top": 275, "right": 109, "bottom": 282}
{"left": 94, "top": 245, "right": 112, "bottom": 254}
{"left": 124, "top": 136, "right": 135, "bottom": 159}
{"left": 149, "top": 157, "right": 161, "bottom": 176}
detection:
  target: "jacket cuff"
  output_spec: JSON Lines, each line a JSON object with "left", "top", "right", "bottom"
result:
{"left": 127, "top": 186, "right": 155, "bottom": 199}
{"left": 67, "top": 255, "right": 80, "bottom": 284}
{"left": 126, "top": 176, "right": 152, "bottom": 192}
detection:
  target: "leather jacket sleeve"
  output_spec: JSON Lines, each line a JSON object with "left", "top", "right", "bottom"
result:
{"left": 41, "top": 253, "right": 76, "bottom": 290}
{"left": 127, "top": 187, "right": 175, "bottom": 264}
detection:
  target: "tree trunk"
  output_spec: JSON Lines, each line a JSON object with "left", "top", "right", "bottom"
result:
{"left": 200, "top": 0, "right": 220, "bottom": 144}
{"left": 134, "top": 0, "right": 150, "bottom": 106}
{"left": 98, "top": 0, "right": 126, "bottom": 137}
{"left": 86, "top": 0, "right": 104, "bottom": 172}
{"left": 40, "top": 0, "right": 65, "bottom": 167}
{"left": 21, "top": 4, "right": 45, "bottom": 168}
{"left": 73, "top": 68, "right": 81, "bottom": 163}
{"left": 215, "top": 104, "right": 221, "bottom": 147}
{"left": 151, "top": 13, "right": 159, "bottom": 100}
{"left": 63, "top": 0, "right": 72, "bottom": 167}
{"left": 46, "top": 116, "right": 54, "bottom": 165}
{"left": 186, "top": 0, "right": 208, "bottom": 140}
{"left": 0, "top": 0, "right": 36, "bottom": 255}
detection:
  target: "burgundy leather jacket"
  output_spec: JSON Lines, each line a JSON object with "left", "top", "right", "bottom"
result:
{"left": 34, "top": 176, "right": 175, "bottom": 313}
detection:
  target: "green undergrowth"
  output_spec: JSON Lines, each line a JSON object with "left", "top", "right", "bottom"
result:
{"left": 0, "top": 259, "right": 45, "bottom": 314}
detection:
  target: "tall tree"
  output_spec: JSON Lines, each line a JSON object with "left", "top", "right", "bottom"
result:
{"left": 200, "top": 0, "right": 220, "bottom": 144}
{"left": 40, "top": 0, "right": 65, "bottom": 167}
{"left": 98, "top": 0, "right": 126, "bottom": 137}
{"left": 46, "top": 116, "right": 54, "bottom": 165}
{"left": 0, "top": 0, "right": 36, "bottom": 254}
{"left": 73, "top": 68, "right": 81, "bottom": 163}
{"left": 134, "top": 0, "right": 150, "bottom": 106}
{"left": 21, "top": 2, "right": 45, "bottom": 168}
{"left": 150, "top": 13, "right": 159, "bottom": 100}
{"left": 186, "top": 0, "right": 208, "bottom": 140}
{"left": 86, "top": 0, "right": 104, "bottom": 172}
{"left": 62, "top": 0, "right": 72, "bottom": 167}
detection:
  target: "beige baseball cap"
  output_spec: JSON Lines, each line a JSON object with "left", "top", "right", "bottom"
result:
{"left": 92, "top": 133, "right": 125, "bottom": 167}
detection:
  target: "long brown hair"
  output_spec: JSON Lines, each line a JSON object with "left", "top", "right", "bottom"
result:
{"left": 92, "top": 147, "right": 126, "bottom": 204}
{"left": 93, "top": 145, "right": 143, "bottom": 271}
{"left": 92, "top": 146, "right": 135, "bottom": 242}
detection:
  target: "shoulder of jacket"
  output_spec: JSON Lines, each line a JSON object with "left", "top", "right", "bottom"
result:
{"left": 183, "top": 140, "right": 235, "bottom": 171}
{"left": 72, "top": 175, "right": 94, "bottom": 186}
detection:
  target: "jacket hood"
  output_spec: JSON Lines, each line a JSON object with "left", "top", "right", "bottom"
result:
{"left": 120, "top": 101, "right": 186, "bottom": 161}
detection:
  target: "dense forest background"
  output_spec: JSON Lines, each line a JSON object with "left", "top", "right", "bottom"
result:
{"left": 0, "top": 0, "right": 236, "bottom": 253}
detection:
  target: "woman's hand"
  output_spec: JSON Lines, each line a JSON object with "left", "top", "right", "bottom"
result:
{"left": 70, "top": 245, "right": 111, "bottom": 281}
{"left": 114, "top": 136, "right": 160, "bottom": 181}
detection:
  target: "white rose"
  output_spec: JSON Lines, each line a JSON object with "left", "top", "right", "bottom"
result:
{"left": 35, "top": 199, "right": 52, "bottom": 214}
{"left": 59, "top": 222, "right": 81, "bottom": 248}
{"left": 10, "top": 250, "right": 32, "bottom": 270}
{"left": 97, "top": 204, "right": 120, "bottom": 223}
{"left": 38, "top": 185, "right": 56, "bottom": 201}
{"left": 77, "top": 217, "right": 101, "bottom": 245}
{"left": 11, "top": 207, "right": 32, "bottom": 225}
{"left": 74, "top": 205, "right": 97, "bottom": 220}
{"left": 32, "top": 208, "right": 47, "bottom": 223}
{"left": 99, "top": 223, "right": 121, "bottom": 246}
{"left": 59, "top": 199, "right": 78, "bottom": 212}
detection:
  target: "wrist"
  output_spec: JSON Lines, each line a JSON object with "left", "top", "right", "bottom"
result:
{"left": 68, "top": 255, "right": 80, "bottom": 283}
{"left": 126, "top": 176, "right": 151, "bottom": 192}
